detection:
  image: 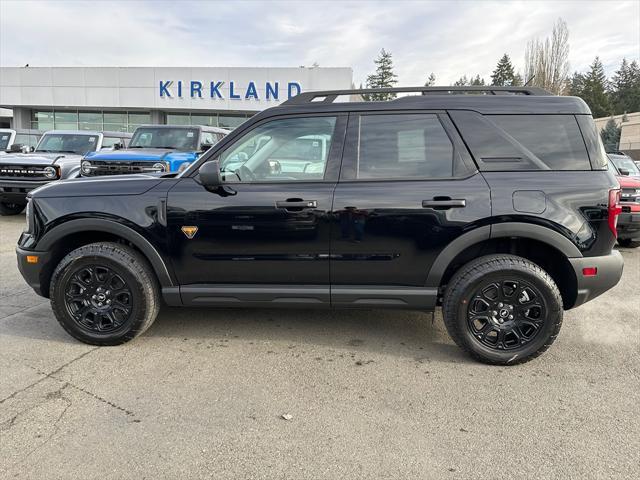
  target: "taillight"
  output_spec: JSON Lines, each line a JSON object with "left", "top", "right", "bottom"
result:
{"left": 608, "top": 189, "right": 622, "bottom": 238}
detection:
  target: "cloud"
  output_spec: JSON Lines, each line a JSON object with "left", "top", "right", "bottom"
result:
{"left": 1, "top": 0, "right": 638, "bottom": 86}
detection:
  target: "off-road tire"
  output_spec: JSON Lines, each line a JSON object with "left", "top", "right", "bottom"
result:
{"left": 50, "top": 242, "right": 160, "bottom": 345}
{"left": 442, "top": 254, "right": 563, "bottom": 365}
{"left": 0, "top": 201, "right": 25, "bottom": 215}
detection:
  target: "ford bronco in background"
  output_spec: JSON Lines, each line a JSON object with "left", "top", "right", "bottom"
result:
{"left": 16, "top": 86, "right": 624, "bottom": 365}
{"left": 80, "top": 125, "right": 229, "bottom": 176}
{"left": 0, "top": 129, "right": 131, "bottom": 215}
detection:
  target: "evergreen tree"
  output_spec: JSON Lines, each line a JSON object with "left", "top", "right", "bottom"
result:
{"left": 576, "top": 57, "right": 612, "bottom": 118}
{"left": 568, "top": 71, "right": 585, "bottom": 96}
{"left": 491, "top": 54, "right": 519, "bottom": 86}
{"left": 609, "top": 58, "right": 640, "bottom": 114}
{"left": 363, "top": 49, "right": 398, "bottom": 101}
{"left": 600, "top": 118, "right": 621, "bottom": 152}
{"left": 424, "top": 73, "right": 436, "bottom": 87}
{"left": 453, "top": 75, "right": 485, "bottom": 86}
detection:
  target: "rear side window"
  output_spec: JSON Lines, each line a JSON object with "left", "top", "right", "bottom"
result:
{"left": 356, "top": 114, "right": 454, "bottom": 179}
{"left": 450, "top": 111, "right": 591, "bottom": 171}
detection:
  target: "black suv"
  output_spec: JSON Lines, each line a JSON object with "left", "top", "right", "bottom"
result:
{"left": 16, "top": 86, "right": 624, "bottom": 365}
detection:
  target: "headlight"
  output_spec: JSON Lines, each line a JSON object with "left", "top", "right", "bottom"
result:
{"left": 43, "top": 166, "right": 57, "bottom": 179}
{"left": 24, "top": 199, "right": 33, "bottom": 233}
{"left": 81, "top": 161, "right": 92, "bottom": 175}
{"left": 152, "top": 162, "right": 167, "bottom": 172}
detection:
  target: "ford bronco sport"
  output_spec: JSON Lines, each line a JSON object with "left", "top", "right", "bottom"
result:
{"left": 0, "top": 129, "right": 131, "bottom": 215}
{"left": 16, "top": 86, "right": 624, "bottom": 365}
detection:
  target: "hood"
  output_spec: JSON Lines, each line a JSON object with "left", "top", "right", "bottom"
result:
{"left": 85, "top": 148, "right": 197, "bottom": 162}
{"left": 0, "top": 152, "right": 81, "bottom": 166}
{"left": 30, "top": 174, "right": 163, "bottom": 198}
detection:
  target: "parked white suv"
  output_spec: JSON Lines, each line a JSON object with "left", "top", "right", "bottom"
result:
{"left": 0, "top": 130, "right": 131, "bottom": 215}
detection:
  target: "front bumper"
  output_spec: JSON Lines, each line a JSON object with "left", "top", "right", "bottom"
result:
{"left": 0, "top": 180, "right": 50, "bottom": 204}
{"left": 617, "top": 211, "right": 640, "bottom": 240}
{"left": 16, "top": 246, "right": 52, "bottom": 297}
{"left": 568, "top": 250, "right": 624, "bottom": 308}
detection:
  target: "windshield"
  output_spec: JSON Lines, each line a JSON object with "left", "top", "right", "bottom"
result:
{"left": 0, "top": 132, "right": 12, "bottom": 150}
{"left": 129, "top": 127, "right": 199, "bottom": 150}
{"left": 610, "top": 155, "right": 640, "bottom": 176}
{"left": 36, "top": 134, "right": 99, "bottom": 155}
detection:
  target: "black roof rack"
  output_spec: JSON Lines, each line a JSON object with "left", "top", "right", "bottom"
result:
{"left": 283, "top": 86, "right": 553, "bottom": 105}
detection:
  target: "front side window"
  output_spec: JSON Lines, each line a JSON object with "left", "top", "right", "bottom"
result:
{"left": 129, "top": 127, "right": 199, "bottom": 150}
{"left": 356, "top": 114, "right": 454, "bottom": 179}
{"left": 101, "top": 137, "right": 124, "bottom": 149}
{"left": 36, "top": 134, "right": 99, "bottom": 154}
{"left": 218, "top": 116, "right": 337, "bottom": 182}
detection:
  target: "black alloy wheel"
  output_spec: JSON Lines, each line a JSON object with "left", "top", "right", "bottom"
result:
{"left": 466, "top": 279, "right": 546, "bottom": 351}
{"left": 64, "top": 264, "right": 133, "bottom": 334}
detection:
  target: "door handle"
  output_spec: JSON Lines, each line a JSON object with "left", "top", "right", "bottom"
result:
{"left": 276, "top": 199, "right": 318, "bottom": 209}
{"left": 422, "top": 198, "right": 466, "bottom": 209}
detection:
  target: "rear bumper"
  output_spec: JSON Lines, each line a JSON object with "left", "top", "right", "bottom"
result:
{"left": 16, "top": 246, "right": 51, "bottom": 297}
{"left": 568, "top": 250, "right": 624, "bottom": 308}
{"left": 617, "top": 212, "right": 640, "bottom": 240}
{"left": 0, "top": 180, "right": 50, "bottom": 204}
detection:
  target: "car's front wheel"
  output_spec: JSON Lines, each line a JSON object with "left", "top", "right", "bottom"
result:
{"left": 0, "top": 201, "right": 25, "bottom": 215}
{"left": 442, "top": 254, "right": 563, "bottom": 365}
{"left": 50, "top": 242, "right": 160, "bottom": 345}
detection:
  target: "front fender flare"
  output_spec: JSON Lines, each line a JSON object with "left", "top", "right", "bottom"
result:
{"left": 38, "top": 218, "right": 174, "bottom": 287}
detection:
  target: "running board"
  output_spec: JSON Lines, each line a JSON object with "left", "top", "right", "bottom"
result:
{"left": 162, "top": 285, "right": 437, "bottom": 310}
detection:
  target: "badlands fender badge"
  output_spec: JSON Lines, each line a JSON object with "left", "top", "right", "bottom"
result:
{"left": 181, "top": 226, "right": 198, "bottom": 239}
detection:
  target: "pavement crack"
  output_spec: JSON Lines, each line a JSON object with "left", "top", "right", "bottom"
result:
{"left": 0, "top": 347, "right": 98, "bottom": 405}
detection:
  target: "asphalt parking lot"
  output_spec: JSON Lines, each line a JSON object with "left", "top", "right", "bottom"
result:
{"left": 1, "top": 214, "right": 638, "bottom": 480}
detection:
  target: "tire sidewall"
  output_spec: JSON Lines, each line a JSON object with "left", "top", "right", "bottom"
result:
{"left": 51, "top": 252, "right": 148, "bottom": 344}
{"left": 453, "top": 266, "right": 562, "bottom": 364}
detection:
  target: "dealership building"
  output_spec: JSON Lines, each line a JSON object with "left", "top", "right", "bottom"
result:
{"left": 0, "top": 66, "right": 353, "bottom": 132}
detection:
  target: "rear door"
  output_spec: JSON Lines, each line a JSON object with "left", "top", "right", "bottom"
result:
{"left": 330, "top": 111, "right": 491, "bottom": 307}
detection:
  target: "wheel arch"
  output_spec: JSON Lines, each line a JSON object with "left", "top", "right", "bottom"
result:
{"left": 427, "top": 223, "right": 581, "bottom": 309}
{"left": 37, "top": 218, "right": 174, "bottom": 296}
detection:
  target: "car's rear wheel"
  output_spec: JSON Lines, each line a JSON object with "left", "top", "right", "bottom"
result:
{"left": 617, "top": 238, "right": 640, "bottom": 248}
{"left": 50, "top": 242, "right": 160, "bottom": 345}
{"left": 442, "top": 254, "right": 563, "bottom": 365}
{"left": 0, "top": 201, "right": 25, "bottom": 215}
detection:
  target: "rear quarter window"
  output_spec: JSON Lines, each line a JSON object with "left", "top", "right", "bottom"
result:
{"left": 450, "top": 111, "right": 591, "bottom": 171}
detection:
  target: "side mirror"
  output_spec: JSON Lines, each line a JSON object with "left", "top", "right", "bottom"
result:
{"left": 113, "top": 143, "right": 123, "bottom": 150}
{"left": 201, "top": 143, "right": 212, "bottom": 152}
{"left": 619, "top": 168, "right": 630, "bottom": 176}
{"left": 199, "top": 160, "right": 222, "bottom": 187}
{"left": 8, "top": 144, "right": 22, "bottom": 152}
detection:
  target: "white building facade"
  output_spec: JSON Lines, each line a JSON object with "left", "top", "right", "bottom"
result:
{"left": 0, "top": 66, "right": 353, "bottom": 131}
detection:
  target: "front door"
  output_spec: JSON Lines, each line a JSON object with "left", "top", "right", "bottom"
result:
{"left": 330, "top": 112, "right": 491, "bottom": 307}
{"left": 167, "top": 114, "right": 346, "bottom": 304}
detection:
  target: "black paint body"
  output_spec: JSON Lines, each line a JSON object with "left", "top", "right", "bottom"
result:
{"left": 17, "top": 93, "right": 623, "bottom": 310}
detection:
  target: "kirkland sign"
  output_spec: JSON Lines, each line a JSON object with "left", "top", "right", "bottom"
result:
{"left": 159, "top": 80, "right": 302, "bottom": 101}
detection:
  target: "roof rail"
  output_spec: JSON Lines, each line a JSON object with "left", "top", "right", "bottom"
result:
{"left": 283, "top": 86, "right": 553, "bottom": 105}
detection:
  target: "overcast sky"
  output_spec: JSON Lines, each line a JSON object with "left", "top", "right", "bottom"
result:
{"left": 1, "top": 0, "right": 638, "bottom": 85}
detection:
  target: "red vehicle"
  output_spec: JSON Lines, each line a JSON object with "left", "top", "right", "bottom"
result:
{"left": 610, "top": 161, "right": 640, "bottom": 248}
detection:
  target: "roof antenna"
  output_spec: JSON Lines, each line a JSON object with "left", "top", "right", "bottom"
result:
{"left": 523, "top": 75, "right": 535, "bottom": 87}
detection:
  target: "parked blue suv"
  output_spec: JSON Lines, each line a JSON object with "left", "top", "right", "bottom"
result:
{"left": 80, "top": 125, "right": 229, "bottom": 176}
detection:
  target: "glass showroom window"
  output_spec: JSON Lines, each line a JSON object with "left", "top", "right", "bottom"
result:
{"left": 54, "top": 111, "right": 79, "bottom": 130}
{"left": 166, "top": 113, "right": 192, "bottom": 125}
{"left": 127, "top": 112, "right": 152, "bottom": 132}
{"left": 31, "top": 111, "right": 54, "bottom": 131}
{"left": 79, "top": 111, "right": 102, "bottom": 131}
{"left": 219, "top": 115, "right": 249, "bottom": 129}
{"left": 104, "top": 112, "right": 127, "bottom": 132}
